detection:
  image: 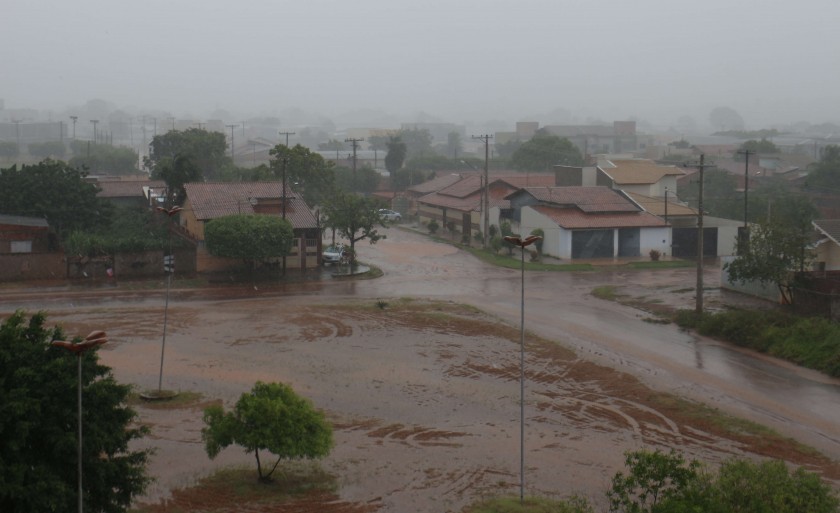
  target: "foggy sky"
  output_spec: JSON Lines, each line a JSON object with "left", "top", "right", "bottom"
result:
{"left": 4, "top": 0, "right": 840, "bottom": 129}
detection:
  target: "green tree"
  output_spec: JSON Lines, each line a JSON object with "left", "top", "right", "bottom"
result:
{"left": 317, "top": 139, "right": 346, "bottom": 152}
{"left": 334, "top": 164, "right": 380, "bottom": 193}
{"left": 202, "top": 381, "right": 333, "bottom": 482}
{"left": 396, "top": 128, "right": 433, "bottom": 157}
{"left": 0, "top": 159, "right": 113, "bottom": 236}
{"left": 510, "top": 134, "right": 584, "bottom": 172}
{"left": 69, "top": 140, "right": 139, "bottom": 174}
{"left": 157, "top": 154, "right": 201, "bottom": 206}
{"left": 495, "top": 138, "right": 523, "bottom": 159}
{"left": 608, "top": 449, "right": 702, "bottom": 513}
{"left": 709, "top": 106, "right": 745, "bottom": 132}
{"left": 385, "top": 136, "right": 407, "bottom": 178}
{"left": 28, "top": 141, "right": 67, "bottom": 158}
{"left": 739, "top": 138, "right": 779, "bottom": 154}
{"left": 0, "top": 141, "right": 20, "bottom": 159}
{"left": 805, "top": 144, "right": 840, "bottom": 192}
{"left": 205, "top": 214, "right": 294, "bottom": 271}
{"left": 0, "top": 311, "right": 150, "bottom": 512}
{"left": 678, "top": 168, "right": 742, "bottom": 220}
{"left": 367, "top": 134, "right": 390, "bottom": 153}
{"left": 269, "top": 144, "right": 336, "bottom": 206}
{"left": 144, "top": 128, "right": 229, "bottom": 180}
{"left": 320, "top": 192, "right": 386, "bottom": 264}
{"left": 723, "top": 218, "right": 815, "bottom": 303}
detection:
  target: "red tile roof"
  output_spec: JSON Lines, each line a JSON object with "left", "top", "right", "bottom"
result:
{"left": 532, "top": 205, "right": 667, "bottom": 229}
{"left": 184, "top": 182, "right": 317, "bottom": 229}
{"left": 407, "top": 173, "right": 465, "bottom": 194}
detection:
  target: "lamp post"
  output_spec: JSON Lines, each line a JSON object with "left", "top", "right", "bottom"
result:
{"left": 52, "top": 330, "right": 109, "bottom": 513}
{"left": 503, "top": 233, "right": 542, "bottom": 504}
{"left": 156, "top": 206, "right": 182, "bottom": 394}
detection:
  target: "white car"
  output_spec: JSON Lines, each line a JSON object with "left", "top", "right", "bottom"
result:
{"left": 378, "top": 209, "right": 402, "bottom": 222}
{"left": 322, "top": 244, "right": 346, "bottom": 265}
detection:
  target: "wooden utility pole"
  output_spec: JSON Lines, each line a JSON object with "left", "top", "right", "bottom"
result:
{"left": 345, "top": 137, "right": 364, "bottom": 192}
{"left": 737, "top": 148, "right": 755, "bottom": 254}
{"left": 279, "top": 131, "right": 296, "bottom": 147}
{"left": 684, "top": 154, "right": 713, "bottom": 314}
{"left": 472, "top": 134, "right": 493, "bottom": 249}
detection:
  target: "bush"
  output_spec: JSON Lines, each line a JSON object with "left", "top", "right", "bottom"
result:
{"left": 427, "top": 219, "right": 439, "bottom": 234}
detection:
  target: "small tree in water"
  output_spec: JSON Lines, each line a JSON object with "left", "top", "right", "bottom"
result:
{"left": 202, "top": 382, "right": 333, "bottom": 482}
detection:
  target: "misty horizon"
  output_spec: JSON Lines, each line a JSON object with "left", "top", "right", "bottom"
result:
{"left": 4, "top": 0, "right": 840, "bottom": 132}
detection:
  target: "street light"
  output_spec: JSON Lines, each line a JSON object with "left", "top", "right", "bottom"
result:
{"left": 155, "top": 206, "right": 182, "bottom": 395}
{"left": 503, "top": 233, "right": 542, "bottom": 504}
{"left": 52, "top": 330, "right": 109, "bottom": 513}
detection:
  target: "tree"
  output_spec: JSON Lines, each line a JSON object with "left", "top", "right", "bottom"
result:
{"left": 0, "top": 141, "right": 20, "bottom": 159}
{"left": 445, "top": 131, "right": 462, "bottom": 158}
{"left": 269, "top": 143, "right": 336, "bottom": 206}
{"left": 678, "top": 168, "right": 742, "bottom": 220}
{"left": 0, "top": 159, "right": 113, "bottom": 236}
{"left": 495, "top": 138, "right": 523, "bottom": 159}
{"left": 28, "top": 141, "right": 66, "bottom": 158}
{"left": 202, "top": 381, "right": 333, "bottom": 482}
{"left": 709, "top": 106, "right": 745, "bottom": 132}
{"left": 805, "top": 144, "right": 840, "bottom": 192}
{"left": 144, "top": 128, "right": 229, "bottom": 180}
{"left": 723, "top": 218, "right": 815, "bottom": 303}
{"left": 68, "top": 141, "right": 139, "bottom": 174}
{"left": 385, "top": 136, "right": 407, "bottom": 178}
{"left": 205, "top": 214, "right": 294, "bottom": 271}
{"left": 739, "top": 138, "right": 779, "bottom": 154}
{"left": 510, "top": 134, "right": 584, "bottom": 172}
{"left": 367, "top": 134, "right": 390, "bottom": 153}
{"left": 320, "top": 192, "right": 386, "bottom": 264}
{"left": 608, "top": 449, "right": 839, "bottom": 513}
{"left": 156, "top": 154, "right": 201, "bottom": 206}
{"left": 0, "top": 311, "right": 149, "bottom": 512}
{"left": 334, "top": 164, "right": 380, "bottom": 193}
{"left": 395, "top": 127, "right": 433, "bottom": 157}
{"left": 317, "top": 139, "right": 345, "bottom": 152}
{"left": 607, "top": 449, "right": 701, "bottom": 513}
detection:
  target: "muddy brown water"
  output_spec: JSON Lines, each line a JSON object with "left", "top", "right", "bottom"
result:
{"left": 2, "top": 225, "right": 839, "bottom": 512}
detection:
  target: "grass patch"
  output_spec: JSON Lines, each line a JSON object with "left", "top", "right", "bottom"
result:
{"left": 463, "top": 495, "right": 593, "bottom": 513}
{"left": 464, "top": 247, "right": 593, "bottom": 272}
{"left": 592, "top": 285, "right": 620, "bottom": 301}
{"left": 626, "top": 260, "right": 695, "bottom": 269}
{"left": 132, "top": 464, "right": 340, "bottom": 513}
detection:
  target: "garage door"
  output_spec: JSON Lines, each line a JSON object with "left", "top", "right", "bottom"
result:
{"left": 572, "top": 230, "right": 613, "bottom": 259}
{"left": 672, "top": 227, "right": 717, "bottom": 258}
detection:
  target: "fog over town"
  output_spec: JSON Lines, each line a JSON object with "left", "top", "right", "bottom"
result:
{"left": 4, "top": 0, "right": 840, "bottom": 132}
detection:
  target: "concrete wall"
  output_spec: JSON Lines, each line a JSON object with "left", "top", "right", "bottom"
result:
{"left": 720, "top": 256, "right": 780, "bottom": 301}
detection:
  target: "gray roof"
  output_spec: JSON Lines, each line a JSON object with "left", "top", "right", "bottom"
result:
{"left": 0, "top": 214, "right": 49, "bottom": 228}
{"left": 813, "top": 219, "right": 840, "bottom": 246}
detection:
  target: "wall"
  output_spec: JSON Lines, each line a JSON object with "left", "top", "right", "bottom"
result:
{"left": 720, "top": 256, "right": 780, "bottom": 301}
{"left": 0, "top": 253, "right": 65, "bottom": 281}
{"left": 640, "top": 227, "right": 671, "bottom": 257}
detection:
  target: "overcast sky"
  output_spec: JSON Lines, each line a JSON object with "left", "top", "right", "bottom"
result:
{"left": 4, "top": 0, "right": 840, "bottom": 129}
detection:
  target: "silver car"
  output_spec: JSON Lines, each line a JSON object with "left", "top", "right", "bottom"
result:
{"left": 322, "top": 244, "right": 345, "bottom": 265}
{"left": 378, "top": 209, "right": 402, "bottom": 222}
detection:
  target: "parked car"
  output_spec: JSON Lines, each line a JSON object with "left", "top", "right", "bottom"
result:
{"left": 378, "top": 209, "right": 402, "bottom": 222}
{"left": 322, "top": 244, "right": 345, "bottom": 265}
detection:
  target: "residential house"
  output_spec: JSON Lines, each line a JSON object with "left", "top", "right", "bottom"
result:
{"left": 506, "top": 186, "right": 669, "bottom": 259}
{"left": 0, "top": 214, "right": 64, "bottom": 281}
{"left": 593, "top": 157, "right": 684, "bottom": 197}
{"left": 813, "top": 219, "right": 840, "bottom": 271}
{"left": 181, "top": 182, "right": 320, "bottom": 272}
{"left": 415, "top": 173, "right": 554, "bottom": 239}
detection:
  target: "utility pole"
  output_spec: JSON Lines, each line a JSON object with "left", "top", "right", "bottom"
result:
{"left": 195, "top": 122, "right": 206, "bottom": 130}
{"left": 278, "top": 131, "right": 296, "bottom": 147}
{"left": 12, "top": 119, "right": 21, "bottom": 151}
{"left": 70, "top": 116, "right": 78, "bottom": 139}
{"left": 281, "top": 157, "right": 288, "bottom": 277}
{"left": 472, "top": 134, "right": 493, "bottom": 249}
{"left": 226, "top": 124, "right": 238, "bottom": 161}
{"left": 737, "top": 148, "right": 755, "bottom": 254}
{"left": 345, "top": 137, "right": 364, "bottom": 192}
{"left": 684, "top": 154, "right": 713, "bottom": 314}
{"left": 90, "top": 119, "right": 99, "bottom": 144}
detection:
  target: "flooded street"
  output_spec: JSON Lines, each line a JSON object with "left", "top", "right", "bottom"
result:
{"left": 2, "top": 225, "right": 839, "bottom": 512}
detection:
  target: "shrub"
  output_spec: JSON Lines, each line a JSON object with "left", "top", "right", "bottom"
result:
{"left": 427, "top": 219, "right": 439, "bottom": 234}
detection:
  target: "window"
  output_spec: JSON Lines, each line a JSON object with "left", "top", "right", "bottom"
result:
{"left": 11, "top": 240, "right": 33, "bottom": 253}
